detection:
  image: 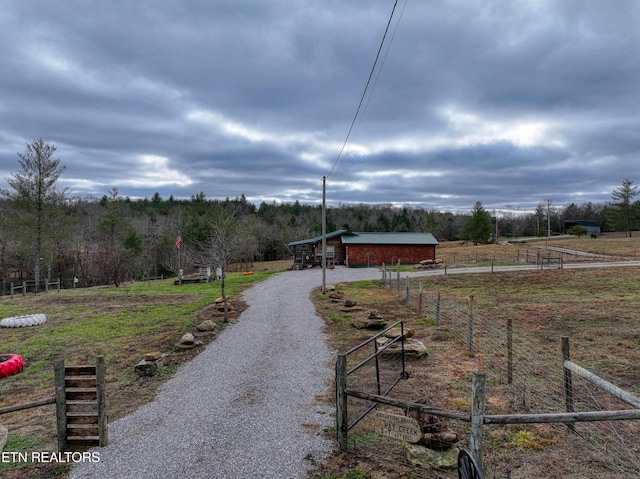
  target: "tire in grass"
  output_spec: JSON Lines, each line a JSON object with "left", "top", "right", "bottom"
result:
{"left": 0, "top": 313, "right": 47, "bottom": 328}
{"left": 0, "top": 354, "right": 24, "bottom": 378}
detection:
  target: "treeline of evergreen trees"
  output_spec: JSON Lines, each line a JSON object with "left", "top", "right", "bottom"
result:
{"left": 0, "top": 188, "right": 618, "bottom": 287}
{"left": 3, "top": 140, "right": 636, "bottom": 289}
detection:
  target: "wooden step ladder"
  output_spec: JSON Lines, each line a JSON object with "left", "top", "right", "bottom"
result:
{"left": 54, "top": 356, "right": 108, "bottom": 451}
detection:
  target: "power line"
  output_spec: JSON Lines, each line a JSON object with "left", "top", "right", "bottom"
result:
{"left": 327, "top": 0, "right": 404, "bottom": 181}
{"left": 345, "top": 0, "right": 408, "bottom": 170}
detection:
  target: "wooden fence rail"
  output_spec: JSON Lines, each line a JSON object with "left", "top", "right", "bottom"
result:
{"left": 9, "top": 281, "right": 26, "bottom": 298}
{"left": 0, "top": 396, "right": 55, "bottom": 415}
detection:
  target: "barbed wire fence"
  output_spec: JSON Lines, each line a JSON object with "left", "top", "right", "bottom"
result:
{"left": 380, "top": 272, "right": 640, "bottom": 478}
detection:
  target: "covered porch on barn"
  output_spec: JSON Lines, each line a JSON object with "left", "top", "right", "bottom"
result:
{"left": 286, "top": 230, "right": 352, "bottom": 269}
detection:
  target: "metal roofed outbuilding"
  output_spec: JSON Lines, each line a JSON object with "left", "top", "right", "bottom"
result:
{"left": 287, "top": 231, "right": 438, "bottom": 268}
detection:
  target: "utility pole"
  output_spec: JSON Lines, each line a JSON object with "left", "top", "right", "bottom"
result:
{"left": 321, "top": 176, "right": 327, "bottom": 294}
{"left": 547, "top": 199, "right": 551, "bottom": 239}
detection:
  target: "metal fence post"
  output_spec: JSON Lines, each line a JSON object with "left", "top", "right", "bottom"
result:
{"left": 562, "top": 337, "right": 575, "bottom": 433}
{"left": 466, "top": 295, "right": 474, "bottom": 354}
{"left": 507, "top": 318, "right": 513, "bottom": 384}
{"left": 435, "top": 285, "right": 441, "bottom": 326}
{"left": 336, "top": 353, "right": 348, "bottom": 450}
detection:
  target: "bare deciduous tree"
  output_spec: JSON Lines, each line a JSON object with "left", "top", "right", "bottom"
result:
{"left": 199, "top": 207, "right": 250, "bottom": 322}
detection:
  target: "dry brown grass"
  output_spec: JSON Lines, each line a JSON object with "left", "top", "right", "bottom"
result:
{"left": 435, "top": 233, "right": 640, "bottom": 264}
{"left": 314, "top": 242, "right": 640, "bottom": 479}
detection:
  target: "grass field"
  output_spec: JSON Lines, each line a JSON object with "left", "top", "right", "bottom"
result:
{"left": 2, "top": 234, "right": 640, "bottom": 478}
{"left": 0, "top": 261, "right": 289, "bottom": 479}
{"left": 435, "top": 232, "right": 640, "bottom": 265}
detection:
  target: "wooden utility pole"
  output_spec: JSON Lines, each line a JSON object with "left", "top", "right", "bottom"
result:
{"left": 322, "top": 176, "right": 327, "bottom": 293}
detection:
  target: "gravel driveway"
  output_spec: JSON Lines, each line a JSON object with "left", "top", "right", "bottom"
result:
{"left": 69, "top": 266, "right": 382, "bottom": 479}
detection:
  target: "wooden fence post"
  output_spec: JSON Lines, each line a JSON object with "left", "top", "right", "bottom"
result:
{"left": 54, "top": 359, "right": 67, "bottom": 452}
{"left": 470, "top": 371, "right": 486, "bottom": 473}
{"left": 96, "top": 355, "right": 108, "bottom": 446}
{"left": 336, "top": 353, "right": 348, "bottom": 450}
{"left": 562, "top": 337, "right": 575, "bottom": 433}
{"left": 405, "top": 277, "right": 410, "bottom": 302}
{"left": 466, "top": 295, "right": 475, "bottom": 354}
{"left": 417, "top": 281, "right": 423, "bottom": 315}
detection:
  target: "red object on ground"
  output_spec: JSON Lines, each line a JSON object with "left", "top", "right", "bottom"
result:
{"left": 0, "top": 354, "right": 24, "bottom": 378}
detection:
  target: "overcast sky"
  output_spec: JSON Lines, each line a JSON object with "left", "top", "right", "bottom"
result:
{"left": 1, "top": 1, "right": 639, "bottom": 213}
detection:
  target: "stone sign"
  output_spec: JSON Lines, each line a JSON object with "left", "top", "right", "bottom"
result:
{"left": 371, "top": 411, "right": 421, "bottom": 443}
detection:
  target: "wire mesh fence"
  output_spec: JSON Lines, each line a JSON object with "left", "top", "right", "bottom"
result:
{"left": 376, "top": 274, "right": 640, "bottom": 478}
{"left": 437, "top": 245, "right": 638, "bottom": 269}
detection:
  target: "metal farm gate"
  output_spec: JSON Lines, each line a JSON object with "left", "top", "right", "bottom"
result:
{"left": 335, "top": 321, "right": 409, "bottom": 450}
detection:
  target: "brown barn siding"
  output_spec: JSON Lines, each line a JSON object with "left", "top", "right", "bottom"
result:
{"left": 347, "top": 244, "right": 436, "bottom": 266}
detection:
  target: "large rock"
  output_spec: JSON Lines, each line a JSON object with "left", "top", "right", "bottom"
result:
{"left": 404, "top": 443, "right": 459, "bottom": 470}
{"left": 402, "top": 340, "right": 428, "bottom": 358}
{"left": 144, "top": 351, "right": 162, "bottom": 361}
{"left": 196, "top": 320, "right": 216, "bottom": 332}
{"left": 175, "top": 333, "right": 203, "bottom": 350}
{"left": 376, "top": 337, "right": 428, "bottom": 359}
{"left": 135, "top": 360, "right": 158, "bottom": 377}
{"left": 351, "top": 318, "right": 387, "bottom": 330}
{"left": 384, "top": 327, "right": 415, "bottom": 339}
{"left": 329, "top": 291, "right": 344, "bottom": 302}
{"left": 420, "top": 430, "right": 460, "bottom": 450}
{"left": 216, "top": 302, "right": 234, "bottom": 312}
{"left": 135, "top": 353, "right": 170, "bottom": 377}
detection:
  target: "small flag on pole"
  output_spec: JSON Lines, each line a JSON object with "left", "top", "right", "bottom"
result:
{"left": 176, "top": 234, "right": 182, "bottom": 249}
